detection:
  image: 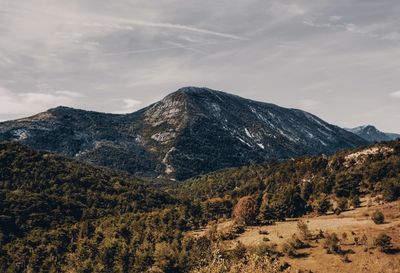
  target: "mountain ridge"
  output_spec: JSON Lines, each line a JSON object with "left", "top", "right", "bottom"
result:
{"left": 0, "top": 87, "right": 367, "bottom": 180}
{"left": 346, "top": 125, "right": 400, "bottom": 143}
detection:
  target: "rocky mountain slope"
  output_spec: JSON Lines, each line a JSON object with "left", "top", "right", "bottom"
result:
{"left": 347, "top": 125, "right": 400, "bottom": 143}
{"left": 0, "top": 87, "right": 367, "bottom": 180}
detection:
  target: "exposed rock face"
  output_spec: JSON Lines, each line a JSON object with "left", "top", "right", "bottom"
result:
{"left": 0, "top": 87, "right": 367, "bottom": 180}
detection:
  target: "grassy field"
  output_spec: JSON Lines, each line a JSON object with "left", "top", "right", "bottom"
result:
{"left": 191, "top": 199, "right": 400, "bottom": 273}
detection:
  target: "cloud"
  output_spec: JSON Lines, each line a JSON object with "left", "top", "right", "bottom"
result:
{"left": 297, "top": 99, "right": 320, "bottom": 111}
{"left": 113, "top": 99, "right": 143, "bottom": 114}
{"left": 0, "top": 0, "right": 400, "bottom": 131}
{"left": 0, "top": 86, "right": 82, "bottom": 116}
{"left": 110, "top": 18, "right": 246, "bottom": 40}
{"left": 55, "top": 90, "right": 85, "bottom": 98}
{"left": 389, "top": 90, "right": 400, "bottom": 98}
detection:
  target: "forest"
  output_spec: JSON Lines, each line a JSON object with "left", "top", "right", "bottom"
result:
{"left": 0, "top": 140, "right": 400, "bottom": 272}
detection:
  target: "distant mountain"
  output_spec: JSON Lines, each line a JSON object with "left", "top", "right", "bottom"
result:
{"left": 0, "top": 87, "right": 367, "bottom": 180}
{"left": 347, "top": 125, "right": 400, "bottom": 143}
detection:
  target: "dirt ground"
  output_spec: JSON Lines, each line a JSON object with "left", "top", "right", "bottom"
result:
{"left": 192, "top": 200, "right": 400, "bottom": 273}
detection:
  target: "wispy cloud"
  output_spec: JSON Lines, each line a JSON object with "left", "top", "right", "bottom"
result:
{"left": 109, "top": 18, "right": 246, "bottom": 41}
{"left": 0, "top": 0, "right": 400, "bottom": 131}
{"left": 389, "top": 90, "right": 400, "bottom": 98}
{"left": 0, "top": 86, "right": 82, "bottom": 116}
{"left": 113, "top": 99, "right": 142, "bottom": 114}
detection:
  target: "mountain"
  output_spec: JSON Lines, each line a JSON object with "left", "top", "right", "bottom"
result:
{"left": 0, "top": 87, "right": 367, "bottom": 180}
{"left": 347, "top": 125, "right": 400, "bottom": 143}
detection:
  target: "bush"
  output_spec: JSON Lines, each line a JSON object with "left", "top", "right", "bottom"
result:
{"left": 323, "top": 233, "right": 342, "bottom": 254}
{"left": 250, "top": 243, "right": 279, "bottom": 257}
{"left": 374, "top": 233, "right": 392, "bottom": 252}
{"left": 233, "top": 196, "right": 258, "bottom": 225}
{"left": 337, "top": 198, "right": 348, "bottom": 212}
{"left": 314, "top": 194, "right": 332, "bottom": 215}
{"left": 281, "top": 243, "right": 297, "bottom": 258}
{"left": 230, "top": 241, "right": 247, "bottom": 260}
{"left": 382, "top": 179, "right": 400, "bottom": 201}
{"left": 350, "top": 195, "right": 361, "bottom": 208}
{"left": 297, "top": 220, "right": 310, "bottom": 240}
{"left": 288, "top": 235, "right": 310, "bottom": 249}
{"left": 371, "top": 210, "right": 385, "bottom": 224}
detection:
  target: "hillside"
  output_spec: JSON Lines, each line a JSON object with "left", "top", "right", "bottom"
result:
{"left": 0, "top": 87, "right": 367, "bottom": 180}
{"left": 0, "top": 141, "right": 399, "bottom": 272}
{"left": 177, "top": 141, "right": 400, "bottom": 219}
{"left": 0, "top": 141, "right": 175, "bottom": 240}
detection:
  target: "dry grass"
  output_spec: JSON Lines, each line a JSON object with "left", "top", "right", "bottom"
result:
{"left": 192, "top": 200, "right": 400, "bottom": 273}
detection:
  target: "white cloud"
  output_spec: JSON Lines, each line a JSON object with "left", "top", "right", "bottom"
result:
{"left": 297, "top": 99, "right": 320, "bottom": 111}
{"left": 55, "top": 90, "right": 85, "bottom": 98}
{"left": 113, "top": 99, "right": 143, "bottom": 114}
{"left": 0, "top": 86, "right": 82, "bottom": 116}
{"left": 389, "top": 90, "right": 400, "bottom": 98}
{"left": 329, "top": 15, "right": 342, "bottom": 22}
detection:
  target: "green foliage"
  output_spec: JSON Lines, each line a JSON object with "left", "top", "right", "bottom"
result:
{"left": 374, "top": 233, "right": 392, "bottom": 252}
{"left": 382, "top": 179, "right": 400, "bottom": 201}
{"left": 2, "top": 140, "right": 400, "bottom": 272}
{"left": 371, "top": 210, "right": 385, "bottom": 224}
{"left": 337, "top": 197, "right": 348, "bottom": 212}
{"left": 350, "top": 195, "right": 361, "bottom": 208}
{"left": 314, "top": 194, "right": 332, "bottom": 215}
{"left": 178, "top": 141, "right": 400, "bottom": 220}
{"left": 297, "top": 220, "right": 310, "bottom": 241}
{"left": 323, "top": 233, "right": 342, "bottom": 254}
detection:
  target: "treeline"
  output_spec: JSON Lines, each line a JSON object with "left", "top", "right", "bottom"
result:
{"left": 177, "top": 141, "right": 400, "bottom": 220}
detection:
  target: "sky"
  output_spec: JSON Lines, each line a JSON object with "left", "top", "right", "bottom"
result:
{"left": 0, "top": 0, "right": 400, "bottom": 132}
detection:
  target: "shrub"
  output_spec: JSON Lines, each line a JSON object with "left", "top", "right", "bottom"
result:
{"left": 250, "top": 243, "right": 279, "bottom": 257}
{"left": 382, "top": 179, "right": 400, "bottom": 201}
{"left": 371, "top": 210, "right": 385, "bottom": 224}
{"left": 323, "top": 233, "right": 342, "bottom": 254}
{"left": 281, "top": 243, "right": 297, "bottom": 258}
{"left": 374, "top": 233, "right": 392, "bottom": 252}
{"left": 288, "top": 235, "right": 310, "bottom": 250}
{"left": 341, "top": 232, "right": 348, "bottom": 244}
{"left": 258, "top": 229, "right": 269, "bottom": 235}
{"left": 297, "top": 220, "right": 310, "bottom": 241}
{"left": 337, "top": 198, "right": 348, "bottom": 212}
{"left": 314, "top": 194, "right": 332, "bottom": 215}
{"left": 230, "top": 241, "right": 247, "bottom": 260}
{"left": 360, "top": 234, "right": 368, "bottom": 245}
{"left": 350, "top": 195, "right": 361, "bottom": 208}
{"left": 233, "top": 196, "right": 258, "bottom": 225}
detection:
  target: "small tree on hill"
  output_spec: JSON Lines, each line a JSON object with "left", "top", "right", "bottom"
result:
{"left": 297, "top": 220, "right": 310, "bottom": 241}
{"left": 371, "top": 210, "right": 385, "bottom": 224}
{"left": 314, "top": 194, "right": 332, "bottom": 215}
{"left": 337, "top": 198, "right": 348, "bottom": 212}
{"left": 374, "top": 233, "right": 392, "bottom": 253}
{"left": 233, "top": 196, "right": 258, "bottom": 225}
{"left": 350, "top": 195, "right": 361, "bottom": 208}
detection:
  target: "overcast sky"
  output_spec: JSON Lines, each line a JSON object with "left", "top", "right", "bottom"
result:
{"left": 1, "top": 0, "right": 400, "bottom": 132}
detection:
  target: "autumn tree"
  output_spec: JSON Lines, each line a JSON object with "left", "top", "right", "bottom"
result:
{"left": 233, "top": 196, "right": 258, "bottom": 225}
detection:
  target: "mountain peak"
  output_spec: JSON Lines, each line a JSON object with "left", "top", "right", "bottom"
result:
{"left": 347, "top": 125, "right": 392, "bottom": 142}
{"left": 165, "top": 86, "right": 232, "bottom": 102}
